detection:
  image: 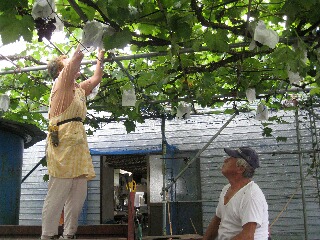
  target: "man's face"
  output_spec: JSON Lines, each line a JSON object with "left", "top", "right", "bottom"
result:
{"left": 221, "top": 156, "right": 240, "bottom": 176}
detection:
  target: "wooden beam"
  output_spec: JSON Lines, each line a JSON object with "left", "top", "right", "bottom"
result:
{"left": 0, "top": 224, "right": 128, "bottom": 238}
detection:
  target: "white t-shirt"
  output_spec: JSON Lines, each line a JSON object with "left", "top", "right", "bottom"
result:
{"left": 216, "top": 181, "right": 269, "bottom": 240}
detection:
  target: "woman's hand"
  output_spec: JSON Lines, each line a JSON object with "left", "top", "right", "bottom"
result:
{"left": 97, "top": 48, "right": 105, "bottom": 65}
{"left": 73, "top": 44, "right": 84, "bottom": 59}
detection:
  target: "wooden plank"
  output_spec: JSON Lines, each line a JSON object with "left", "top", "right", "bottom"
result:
{"left": 0, "top": 224, "right": 128, "bottom": 238}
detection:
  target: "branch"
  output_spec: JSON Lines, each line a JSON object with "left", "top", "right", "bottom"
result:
{"left": 190, "top": 0, "right": 246, "bottom": 36}
{"left": 78, "top": 0, "right": 121, "bottom": 31}
{"left": 131, "top": 32, "right": 171, "bottom": 47}
{"left": 67, "top": 0, "right": 88, "bottom": 22}
{"left": 184, "top": 49, "right": 274, "bottom": 74}
{"left": 0, "top": 55, "right": 46, "bottom": 65}
{"left": 300, "top": 19, "right": 320, "bottom": 36}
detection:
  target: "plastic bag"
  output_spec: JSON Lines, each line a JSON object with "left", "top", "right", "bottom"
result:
{"left": 87, "top": 83, "right": 100, "bottom": 100}
{"left": 176, "top": 102, "right": 191, "bottom": 120}
{"left": 122, "top": 86, "right": 136, "bottom": 107}
{"left": 81, "top": 21, "right": 115, "bottom": 52}
{"left": 31, "top": 0, "right": 55, "bottom": 19}
{"left": 253, "top": 21, "right": 279, "bottom": 49}
{"left": 287, "top": 70, "right": 301, "bottom": 84}
{"left": 0, "top": 94, "right": 10, "bottom": 112}
{"left": 246, "top": 88, "right": 256, "bottom": 102}
{"left": 255, "top": 103, "right": 268, "bottom": 121}
{"left": 53, "top": 15, "right": 64, "bottom": 32}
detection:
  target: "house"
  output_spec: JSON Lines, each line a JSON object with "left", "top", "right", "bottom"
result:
{"left": 20, "top": 107, "right": 320, "bottom": 239}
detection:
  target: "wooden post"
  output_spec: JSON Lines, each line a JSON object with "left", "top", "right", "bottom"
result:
{"left": 127, "top": 192, "right": 135, "bottom": 240}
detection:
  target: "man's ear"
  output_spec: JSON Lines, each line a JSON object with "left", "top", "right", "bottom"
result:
{"left": 237, "top": 165, "right": 246, "bottom": 174}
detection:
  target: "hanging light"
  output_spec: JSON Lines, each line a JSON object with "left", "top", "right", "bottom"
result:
{"left": 0, "top": 94, "right": 10, "bottom": 113}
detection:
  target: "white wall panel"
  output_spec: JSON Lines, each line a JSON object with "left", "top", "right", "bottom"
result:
{"left": 19, "top": 109, "right": 320, "bottom": 239}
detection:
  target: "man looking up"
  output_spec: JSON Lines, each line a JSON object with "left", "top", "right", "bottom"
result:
{"left": 203, "top": 147, "right": 269, "bottom": 240}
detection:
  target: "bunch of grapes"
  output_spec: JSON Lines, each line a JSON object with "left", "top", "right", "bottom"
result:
{"left": 34, "top": 17, "right": 56, "bottom": 42}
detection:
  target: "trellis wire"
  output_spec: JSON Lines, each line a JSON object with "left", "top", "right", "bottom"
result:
{"left": 162, "top": 111, "right": 238, "bottom": 194}
{"left": 295, "top": 109, "right": 309, "bottom": 240}
{"left": 306, "top": 101, "right": 320, "bottom": 207}
{"left": 0, "top": 45, "right": 234, "bottom": 75}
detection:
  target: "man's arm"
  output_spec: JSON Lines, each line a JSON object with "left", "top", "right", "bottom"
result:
{"left": 203, "top": 215, "right": 221, "bottom": 240}
{"left": 231, "top": 222, "right": 257, "bottom": 240}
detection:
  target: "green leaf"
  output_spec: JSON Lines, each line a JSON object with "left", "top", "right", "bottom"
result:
{"left": 103, "top": 28, "right": 132, "bottom": 50}
{"left": 87, "top": 128, "right": 94, "bottom": 136}
{"left": 310, "top": 87, "right": 320, "bottom": 96}
{"left": 0, "top": 0, "right": 27, "bottom": 11}
{"left": 1, "top": 0, "right": 320, "bottom": 137}
{"left": 261, "top": 122, "right": 272, "bottom": 127}
{"left": 276, "top": 136, "right": 287, "bottom": 142}
{"left": 40, "top": 158, "right": 47, "bottom": 167}
{"left": 78, "top": 2, "right": 96, "bottom": 21}
{"left": 121, "top": 82, "right": 134, "bottom": 91}
{"left": 268, "top": 116, "right": 289, "bottom": 124}
{"left": 262, "top": 127, "right": 273, "bottom": 137}
{"left": 108, "top": 0, "right": 129, "bottom": 8}
{"left": 18, "top": 74, "right": 29, "bottom": 84}
{"left": 175, "top": 21, "right": 192, "bottom": 40}
{"left": 192, "top": 40, "right": 202, "bottom": 51}
{"left": 105, "top": 5, "right": 130, "bottom": 24}
{"left": 167, "top": 13, "right": 193, "bottom": 40}
{"left": 0, "top": 13, "right": 33, "bottom": 44}
{"left": 271, "top": 46, "right": 295, "bottom": 65}
{"left": 43, "top": 174, "right": 49, "bottom": 182}
{"left": 59, "top": 5, "right": 82, "bottom": 25}
{"left": 30, "top": 86, "right": 42, "bottom": 100}
{"left": 135, "top": 23, "right": 160, "bottom": 35}
{"left": 224, "top": 109, "right": 235, "bottom": 114}
{"left": 204, "top": 29, "right": 229, "bottom": 52}
{"left": 124, "top": 119, "right": 136, "bottom": 133}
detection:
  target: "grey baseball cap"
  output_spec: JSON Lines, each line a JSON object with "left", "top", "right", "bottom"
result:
{"left": 224, "top": 147, "right": 260, "bottom": 169}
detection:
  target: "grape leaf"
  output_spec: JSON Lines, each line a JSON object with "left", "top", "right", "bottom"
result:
{"left": 124, "top": 119, "right": 136, "bottom": 133}
{"left": 103, "top": 28, "right": 132, "bottom": 50}
{"left": 0, "top": 0, "right": 27, "bottom": 11}
{"left": 204, "top": 29, "right": 229, "bottom": 52}
{"left": 0, "top": 13, "right": 33, "bottom": 44}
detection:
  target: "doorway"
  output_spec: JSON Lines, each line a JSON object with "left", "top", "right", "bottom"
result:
{"left": 100, "top": 151, "right": 202, "bottom": 236}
